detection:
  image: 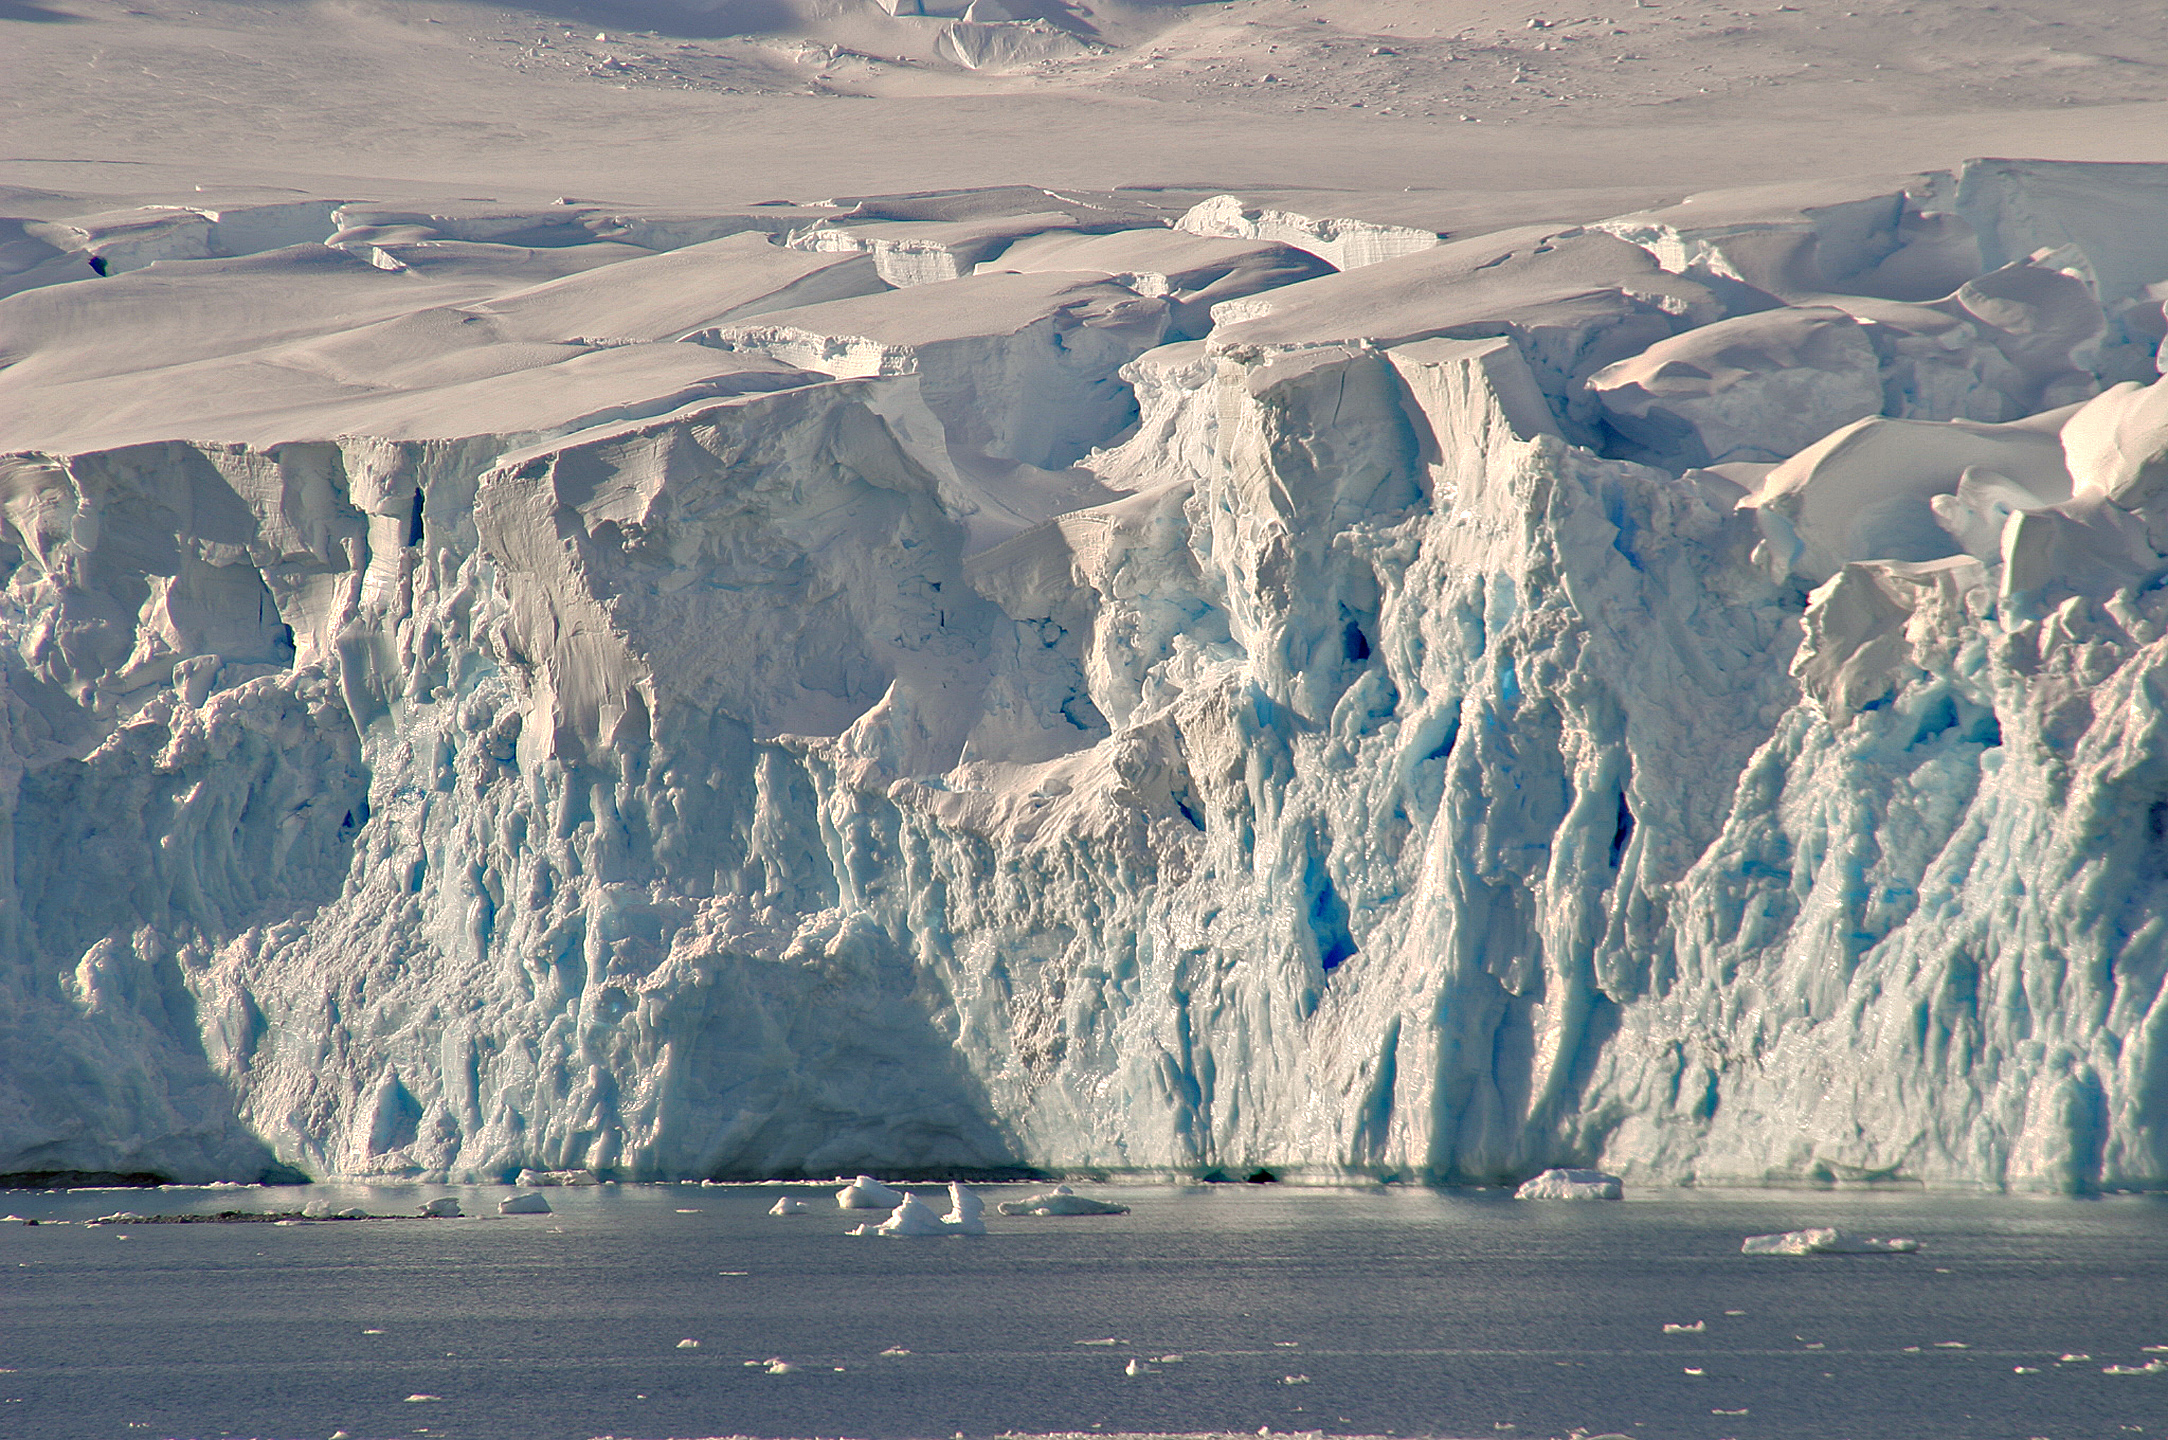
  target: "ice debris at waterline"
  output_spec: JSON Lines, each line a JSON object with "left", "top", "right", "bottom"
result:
{"left": 3, "top": 162, "right": 2168, "bottom": 1191}
{"left": 419, "top": 1197, "right": 463, "bottom": 1218}
{"left": 944, "top": 1181, "right": 988, "bottom": 1234}
{"left": 837, "top": 1176, "right": 906, "bottom": 1210}
{"left": 1741, "top": 1228, "right": 1922, "bottom": 1255}
{"left": 846, "top": 1183, "right": 988, "bottom": 1235}
{"left": 768, "top": 1196, "right": 813, "bottom": 1215}
{"left": 1513, "top": 1168, "right": 1624, "bottom": 1200}
{"left": 998, "top": 1184, "right": 1131, "bottom": 1216}
{"left": 498, "top": 1190, "right": 552, "bottom": 1214}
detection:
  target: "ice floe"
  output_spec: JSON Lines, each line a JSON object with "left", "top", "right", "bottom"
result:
{"left": 1513, "top": 1170, "right": 1623, "bottom": 1200}
{"left": 1740, "top": 1228, "right": 1920, "bottom": 1256}
{"left": 997, "top": 1185, "right": 1130, "bottom": 1216}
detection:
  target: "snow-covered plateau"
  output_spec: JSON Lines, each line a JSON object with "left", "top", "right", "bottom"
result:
{"left": 4, "top": 159, "right": 2168, "bottom": 1193}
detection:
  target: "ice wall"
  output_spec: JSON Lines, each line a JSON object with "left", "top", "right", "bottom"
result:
{"left": 3, "top": 161, "right": 2167, "bottom": 1190}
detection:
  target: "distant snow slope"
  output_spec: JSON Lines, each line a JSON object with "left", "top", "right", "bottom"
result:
{"left": 5, "top": 154, "right": 2167, "bottom": 1191}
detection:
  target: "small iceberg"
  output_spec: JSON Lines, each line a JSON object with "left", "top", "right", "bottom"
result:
{"left": 836, "top": 1175, "right": 906, "bottom": 1210}
{"left": 874, "top": 1193, "right": 952, "bottom": 1236}
{"left": 1514, "top": 1168, "right": 1623, "bottom": 1200}
{"left": 769, "top": 1196, "right": 813, "bottom": 1216}
{"left": 943, "top": 1183, "right": 987, "bottom": 1235}
{"left": 515, "top": 1169, "right": 599, "bottom": 1187}
{"left": 1741, "top": 1227, "right": 1920, "bottom": 1255}
{"left": 498, "top": 1192, "right": 552, "bottom": 1215}
{"left": 996, "top": 1184, "right": 1130, "bottom": 1216}
{"left": 419, "top": 1197, "right": 463, "bottom": 1218}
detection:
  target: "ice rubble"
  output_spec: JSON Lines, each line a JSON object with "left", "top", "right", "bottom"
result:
{"left": 1513, "top": 1168, "right": 1622, "bottom": 1200}
{"left": 837, "top": 1175, "right": 906, "bottom": 1210}
{"left": 997, "top": 1184, "right": 1130, "bottom": 1216}
{"left": 1740, "top": 1227, "right": 1919, "bottom": 1255}
{"left": 3, "top": 161, "right": 2168, "bottom": 1193}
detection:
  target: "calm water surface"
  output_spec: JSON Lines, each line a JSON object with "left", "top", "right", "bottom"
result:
{"left": 4, "top": 1182, "right": 2165, "bottom": 1440}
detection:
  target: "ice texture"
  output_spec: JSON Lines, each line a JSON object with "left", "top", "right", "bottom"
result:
{"left": 3, "top": 163, "right": 2168, "bottom": 1193}
{"left": 837, "top": 1177, "right": 907, "bottom": 1211}
{"left": 1740, "top": 1228, "right": 1920, "bottom": 1255}
{"left": 870, "top": 1192, "right": 951, "bottom": 1235}
{"left": 997, "top": 1185, "right": 1130, "bottom": 1216}
{"left": 1513, "top": 1169, "right": 1623, "bottom": 1200}
{"left": 499, "top": 1191, "right": 552, "bottom": 1214}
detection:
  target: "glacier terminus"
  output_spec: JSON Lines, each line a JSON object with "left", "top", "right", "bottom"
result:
{"left": 4, "top": 159, "right": 2168, "bottom": 1195}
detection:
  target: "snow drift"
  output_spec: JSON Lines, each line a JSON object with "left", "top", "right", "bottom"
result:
{"left": 3, "top": 160, "right": 2167, "bottom": 1192}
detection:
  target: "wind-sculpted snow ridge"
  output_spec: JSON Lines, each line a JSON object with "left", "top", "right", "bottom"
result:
{"left": 3, "top": 161, "right": 2167, "bottom": 1191}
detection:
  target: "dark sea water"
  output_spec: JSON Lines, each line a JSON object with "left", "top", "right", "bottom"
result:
{"left": 4, "top": 1182, "right": 2165, "bottom": 1440}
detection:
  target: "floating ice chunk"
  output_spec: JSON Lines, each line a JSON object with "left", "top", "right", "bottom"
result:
{"left": 419, "top": 1197, "right": 462, "bottom": 1218}
{"left": 337, "top": 1207, "right": 369, "bottom": 1220}
{"left": 516, "top": 1169, "right": 599, "bottom": 1187}
{"left": 677, "top": 1338, "right": 700, "bottom": 1349}
{"left": 836, "top": 1175, "right": 906, "bottom": 1210}
{"left": 942, "top": 1182, "right": 987, "bottom": 1235}
{"left": 996, "top": 1184, "right": 1131, "bottom": 1216}
{"left": 1513, "top": 1168, "right": 1623, "bottom": 1200}
{"left": 872, "top": 1193, "right": 953, "bottom": 1236}
{"left": 302, "top": 1199, "right": 336, "bottom": 1219}
{"left": 1740, "top": 412, "right": 2075, "bottom": 582}
{"left": 2063, "top": 375, "right": 2168, "bottom": 510}
{"left": 1124, "top": 1358, "right": 1144, "bottom": 1376}
{"left": 1663, "top": 1321, "right": 1708, "bottom": 1333}
{"left": 498, "top": 1192, "right": 552, "bottom": 1215}
{"left": 769, "top": 1196, "right": 813, "bottom": 1216}
{"left": 1740, "top": 1228, "right": 1920, "bottom": 1255}
{"left": 2102, "top": 1360, "right": 2168, "bottom": 1375}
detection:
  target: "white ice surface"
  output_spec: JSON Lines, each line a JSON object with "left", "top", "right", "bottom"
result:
{"left": 1740, "top": 1228, "right": 1921, "bottom": 1256}
{"left": 4, "top": 5, "right": 2168, "bottom": 1197}
{"left": 1512, "top": 1169, "right": 1623, "bottom": 1201}
{"left": 837, "top": 1176, "right": 907, "bottom": 1211}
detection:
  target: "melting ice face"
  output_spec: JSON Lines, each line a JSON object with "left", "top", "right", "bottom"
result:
{"left": 1, "top": 161, "right": 2166, "bottom": 1194}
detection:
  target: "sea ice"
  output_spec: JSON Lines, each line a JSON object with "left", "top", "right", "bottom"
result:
{"left": 943, "top": 1183, "right": 988, "bottom": 1234}
{"left": 837, "top": 1176, "right": 906, "bottom": 1210}
{"left": 873, "top": 1192, "right": 954, "bottom": 1236}
{"left": 1513, "top": 1169, "right": 1623, "bottom": 1200}
{"left": 1740, "top": 1229, "right": 1920, "bottom": 1256}
{"left": 996, "top": 1185, "right": 1131, "bottom": 1216}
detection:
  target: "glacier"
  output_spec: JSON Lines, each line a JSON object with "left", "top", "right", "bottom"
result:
{"left": 2, "top": 161, "right": 2167, "bottom": 1192}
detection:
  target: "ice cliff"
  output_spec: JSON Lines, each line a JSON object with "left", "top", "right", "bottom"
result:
{"left": 3, "top": 163, "right": 2168, "bottom": 1191}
